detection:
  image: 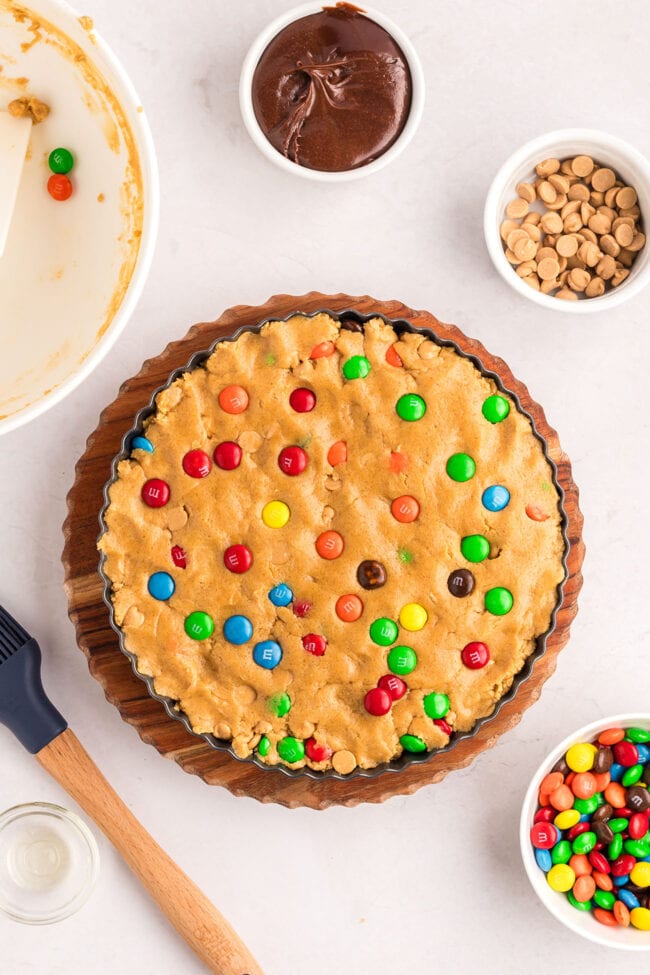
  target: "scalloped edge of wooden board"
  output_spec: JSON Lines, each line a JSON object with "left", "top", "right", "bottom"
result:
{"left": 62, "top": 292, "right": 585, "bottom": 808}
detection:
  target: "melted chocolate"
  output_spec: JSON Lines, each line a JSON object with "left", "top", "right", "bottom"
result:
{"left": 252, "top": 5, "right": 412, "bottom": 172}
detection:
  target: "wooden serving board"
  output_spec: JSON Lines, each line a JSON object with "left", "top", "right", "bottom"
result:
{"left": 62, "top": 292, "right": 585, "bottom": 809}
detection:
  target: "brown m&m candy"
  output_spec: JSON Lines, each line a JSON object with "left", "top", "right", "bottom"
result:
{"left": 447, "top": 568, "right": 475, "bottom": 597}
{"left": 357, "top": 560, "right": 387, "bottom": 590}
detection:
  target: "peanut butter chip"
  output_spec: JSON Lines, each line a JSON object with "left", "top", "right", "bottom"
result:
{"left": 123, "top": 606, "right": 145, "bottom": 628}
{"left": 233, "top": 685, "right": 257, "bottom": 705}
{"left": 536, "top": 158, "right": 561, "bottom": 177}
{"left": 165, "top": 506, "right": 188, "bottom": 531}
{"left": 612, "top": 268, "right": 630, "bottom": 287}
{"left": 556, "top": 235, "right": 579, "bottom": 257}
{"left": 591, "top": 168, "right": 616, "bottom": 192}
{"left": 571, "top": 155, "right": 594, "bottom": 178}
{"left": 517, "top": 181, "right": 536, "bottom": 203}
{"left": 216, "top": 723, "right": 232, "bottom": 739}
{"left": 538, "top": 181, "right": 558, "bottom": 204}
{"left": 332, "top": 750, "right": 357, "bottom": 774}
{"left": 628, "top": 232, "right": 646, "bottom": 252}
{"left": 538, "top": 257, "right": 560, "bottom": 281}
{"left": 556, "top": 288, "right": 578, "bottom": 301}
{"left": 568, "top": 182, "right": 590, "bottom": 202}
{"left": 514, "top": 237, "right": 537, "bottom": 261}
{"left": 585, "top": 277, "right": 606, "bottom": 298}
{"left": 239, "top": 431, "right": 263, "bottom": 452}
{"left": 568, "top": 268, "right": 591, "bottom": 292}
{"left": 596, "top": 255, "right": 616, "bottom": 281}
{"left": 506, "top": 197, "right": 529, "bottom": 219}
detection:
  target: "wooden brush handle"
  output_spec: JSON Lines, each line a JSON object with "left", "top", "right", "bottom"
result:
{"left": 36, "top": 729, "right": 263, "bottom": 975}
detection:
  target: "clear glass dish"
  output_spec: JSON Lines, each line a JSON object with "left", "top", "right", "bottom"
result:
{"left": 0, "top": 801, "right": 99, "bottom": 924}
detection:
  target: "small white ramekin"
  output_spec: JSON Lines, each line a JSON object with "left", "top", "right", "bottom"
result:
{"left": 484, "top": 130, "right": 650, "bottom": 313}
{"left": 520, "top": 713, "right": 650, "bottom": 950}
{"left": 239, "top": 2, "right": 425, "bottom": 182}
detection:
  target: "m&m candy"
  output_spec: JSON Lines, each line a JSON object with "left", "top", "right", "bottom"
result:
{"left": 447, "top": 569, "right": 475, "bottom": 597}
{"left": 391, "top": 496, "right": 420, "bottom": 523}
{"left": 399, "top": 603, "right": 427, "bottom": 631}
{"left": 484, "top": 587, "right": 513, "bottom": 615}
{"left": 342, "top": 355, "right": 371, "bottom": 380}
{"left": 289, "top": 387, "right": 316, "bottom": 412}
{"left": 532, "top": 724, "right": 650, "bottom": 931}
{"left": 378, "top": 674, "right": 407, "bottom": 700}
{"left": 147, "top": 572, "right": 175, "bottom": 601}
{"left": 141, "top": 479, "right": 170, "bottom": 508}
{"left": 224, "top": 544, "right": 253, "bottom": 573}
{"left": 446, "top": 453, "right": 475, "bottom": 482}
{"left": 396, "top": 393, "right": 426, "bottom": 422}
{"left": 336, "top": 594, "right": 363, "bottom": 622}
{"left": 302, "top": 633, "right": 327, "bottom": 656}
{"left": 356, "top": 560, "right": 386, "bottom": 590}
{"left": 171, "top": 545, "right": 187, "bottom": 568}
{"left": 315, "top": 531, "right": 344, "bottom": 560}
{"left": 268, "top": 583, "right": 293, "bottom": 607}
{"left": 305, "top": 738, "right": 333, "bottom": 762}
{"left": 327, "top": 441, "right": 347, "bottom": 466}
{"left": 387, "top": 645, "right": 417, "bottom": 675}
{"left": 253, "top": 640, "right": 283, "bottom": 669}
{"left": 423, "top": 692, "right": 450, "bottom": 720}
{"left": 461, "top": 641, "right": 490, "bottom": 669}
{"left": 278, "top": 445, "right": 308, "bottom": 476}
{"left": 48, "top": 147, "right": 74, "bottom": 174}
{"left": 461, "top": 534, "right": 490, "bottom": 563}
{"left": 482, "top": 394, "right": 510, "bottom": 423}
{"left": 223, "top": 615, "right": 253, "bottom": 645}
{"left": 400, "top": 734, "right": 426, "bottom": 753}
{"left": 369, "top": 618, "right": 398, "bottom": 646}
{"left": 482, "top": 485, "right": 510, "bottom": 511}
{"left": 182, "top": 449, "right": 211, "bottom": 478}
{"left": 214, "top": 441, "right": 242, "bottom": 470}
{"left": 268, "top": 693, "right": 291, "bottom": 717}
{"left": 261, "top": 500, "right": 290, "bottom": 528}
{"left": 131, "top": 435, "right": 154, "bottom": 453}
{"left": 218, "top": 385, "right": 249, "bottom": 413}
{"left": 364, "top": 687, "right": 392, "bottom": 716}
{"left": 293, "top": 600, "right": 312, "bottom": 618}
{"left": 185, "top": 611, "right": 214, "bottom": 640}
{"left": 47, "top": 174, "right": 73, "bottom": 201}
{"left": 277, "top": 736, "right": 305, "bottom": 763}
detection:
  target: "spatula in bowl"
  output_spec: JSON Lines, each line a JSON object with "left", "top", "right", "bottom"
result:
{"left": 0, "top": 602, "right": 262, "bottom": 975}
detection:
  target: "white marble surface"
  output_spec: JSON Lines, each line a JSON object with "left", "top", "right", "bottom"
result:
{"left": 2, "top": 1, "right": 650, "bottom": 972}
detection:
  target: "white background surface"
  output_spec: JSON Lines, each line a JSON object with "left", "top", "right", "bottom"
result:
{"left": 2, "top": 1, "right": 650, "bottom": 972}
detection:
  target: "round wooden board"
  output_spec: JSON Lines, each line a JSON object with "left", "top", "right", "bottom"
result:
{"left": 63, "top": 292, "right": 585, "bottom": 809}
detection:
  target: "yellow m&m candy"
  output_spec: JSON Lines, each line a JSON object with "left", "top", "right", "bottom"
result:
{"left": 630, "top": 907, "right": 650, "bottom": 930}
{"left": 630, "top": 862, "right": 650, "bottom": 888}
{"left": 399, "top": 603, "right": 428, "bottom": 631}
{"left": 547, "top": 864, "right": 575, "bottom": 892}
{"left": 554, "top": 809, "right": 580, "bottom": 830}
{"left": 261, "top": 500, "right": 290, "bottom": 529}
{"left": 565, "top": 742, "right": 597, "bottom": 773}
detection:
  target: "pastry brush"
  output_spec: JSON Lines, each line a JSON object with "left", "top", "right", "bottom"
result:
{"left": 0, "top": 602, "right": 262, "bottom": 975}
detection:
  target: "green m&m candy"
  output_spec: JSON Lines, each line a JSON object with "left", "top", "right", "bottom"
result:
{"left": 567, "top": 890, "right": 592, "bottom": 912}
{"left": 551, "top": 840, "right": 572, "bottom": 865}
{"left": 342, "top": 355, "right": 371, "bottom": 380}
{"left": 622, "top": 764, "right": 644, "bottom": 786}
{"left": 593, "top": 890, "right": 616, "bottom": 911}
{"left": 48, "top": 147, "right": 74, "bottom": 174}
{"left": 485, "top": 587, "right": 513, "bottom": 616}
{"left": 482, "top": 394, "right": 510, "bottom": 423}
{"left": 369, "top": 617, "right": 399, "bottom": 646}
{"left": 257, "top": 735, "right": 271, "bottom": 757}
{"left": 184, "top": 611, "right": 214, "bottom": 640}
{"left": 608, "top": 833, "right": 624, "bottom": 860}
{"left": 387, "top": 645, "right": 417, "bottom": 675}
{"left": 396, "top": 393, "right": 426, "bottom": 422}
{"left": 572, "top": 830, "right": 597, "bottom": 855}
{"left": 423, "top": 692, "right": 450, "bottom": 720}
{"left": 277, "top": 736, "right": 305, "bottom": 763}
{"left": 268, "top": 693, "right": 291, "bottom": 717}
{"left": 626, "top": 727, "right": 650, "bottom": 743}
{"left": 446, "top": 452, "right": 476, "bottom": 482}
{"left": 608, "top": 818, "right": 629, "bottom": 834}
{"left": 573, "top": 794, "right": 602, "bottom": 815}
{"left": 400, "top": 734, "right": 427, "bottom": 754}
{"left": 461, "top": 534, "right": 490, "bottom": 563}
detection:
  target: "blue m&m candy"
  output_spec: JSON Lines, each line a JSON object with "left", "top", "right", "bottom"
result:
{"left": 147, "top": 571, "right": 175, "bottom": 600}
{"left": 223, "top": 615, "right": 253, "bottom": 645}
{"left": 253, "top": 640, "right": 283, "bottom": 670}
{"left": 535, "top": 848, "right": 552, "bottom": 872}
{"left": 482, "top": 485, "right": 510, "bottom": 512}
{"left": 268, "top": 583, "right": 293, "bottom": 607}
{"left": 131, "top": 435, "right": 154, "bottom": 453}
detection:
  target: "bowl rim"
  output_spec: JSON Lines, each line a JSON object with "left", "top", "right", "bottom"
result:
{"left": 484, "top": 127, "right": 650, "bottom": 315}
{"left": 238, "top": 1, "right": 425, "bottom": 182}
{"left": 520, "top": 712, "right": 650, "bottom": 950}
{"left": 0, "top": 0, "right": 160, "bottom": 436}
{"left": 97, "top": 308, "right": 570, "bottom": 782}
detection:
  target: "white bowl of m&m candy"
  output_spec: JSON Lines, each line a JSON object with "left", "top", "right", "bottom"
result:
{"left": 521, "top": 714, "right": 650, "bottom": 949}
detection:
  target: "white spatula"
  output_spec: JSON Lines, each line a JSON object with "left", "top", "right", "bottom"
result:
{"left": 0, "top": 111, "right": 32, "bottom": 258}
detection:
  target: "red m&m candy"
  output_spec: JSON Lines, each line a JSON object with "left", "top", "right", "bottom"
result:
{"left": 305, "top": 738, "right": 333, "bottom": 762}
{"left": 378, "top": 674, "right": 407, "bottom": 701}
{"left": 214, "top": 441, "right": 242, "bottom": 470}
{"left": 434, "top": 718, "right": 453, "bottom": 736}
{"left": 278, "top": 446, "right": 308, "bottom": 476}
{"left": 302, "top": 633, "right": 327, "bottom": 656}
{"left": 289, "top": 388, "right": 316, "bottom": 412}
{"left": 141, "top": 479, "right": 170, "bottom": 508}
{"left": 531, "top": 822, "right": 559, "bottom": 849}
{"left": 364, "top": 687, "right": 392, "bottom": 716}
{"left": 613, "top": 741, "right": 638, "bottom": 767}
{"left": 182, "top": 449, "right": 211, "bottom": 478}
{"left": 223, "top": 544, "right": 253, "bottom": 574}
{"left": 293, "top": 600, "right": 312, "bottom": 618}
{"left": 171, "top": 545, "right": 187, "bottom": 568}
{"left": 461, "top": 641, "right": 490, "bottom": 669}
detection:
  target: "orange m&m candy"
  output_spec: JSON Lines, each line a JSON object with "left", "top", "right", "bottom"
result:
{"left": 316, "top": 531, "right": 344, "bottom": 560}
{"left": 47, "top": 173, "right": 73, "bottom": 201}
{"left": 310, "top": 341, "right": 335, "bottom": 359}
{"left": 335, "top": 594, "right": 363, "bottom": 622}
{"left": 391, "top": 495, "right": 420, "bottom": 523}
{"left": 218, "top": 385, "right": 249, "bottom": 414}
{"left": 385, "top": 344, "right": 403, "bottom": 367}
{"left": 327, "top": 441, "right": 347, "bottom": 466}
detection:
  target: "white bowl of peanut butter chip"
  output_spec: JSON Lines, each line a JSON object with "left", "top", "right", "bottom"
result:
{"left": 484, "top": 130, "right": 650, "bottom": 313}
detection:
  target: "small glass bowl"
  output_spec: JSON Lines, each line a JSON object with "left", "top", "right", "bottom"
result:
{"left": 0, "top": 802, "right": 99, "bottom": 924}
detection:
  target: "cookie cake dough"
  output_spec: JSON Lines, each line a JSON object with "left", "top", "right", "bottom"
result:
{"left": 99, "top": 314, "right": 566, "bottom": 773}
